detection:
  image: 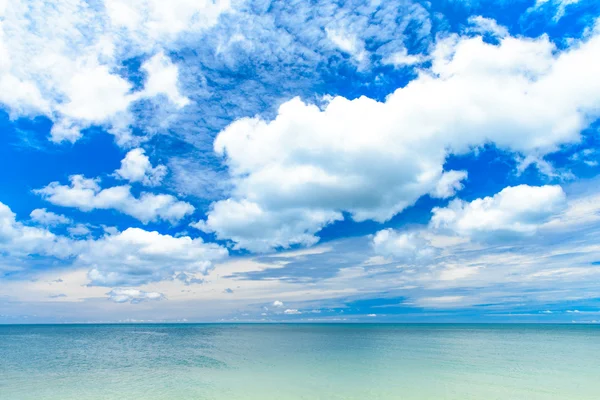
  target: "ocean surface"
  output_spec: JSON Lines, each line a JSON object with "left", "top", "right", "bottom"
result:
{"left": 0, "top": 324, "right": 598, "bottom": 400}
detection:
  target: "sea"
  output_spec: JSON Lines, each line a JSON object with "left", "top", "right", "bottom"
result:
{"left": 0, "top": 324, "right": 598, "bottom": 399}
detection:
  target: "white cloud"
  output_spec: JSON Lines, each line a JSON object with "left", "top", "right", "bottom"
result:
{"left": 543, "top": 190, "right": 600, "bottom": 229}
{"left": 372, "top": 229, "right": 435, "bottom": 262}
{"left": 431, "top": 185, "right": 567, "bottom": 237}
{"left": 0, "top": 0, "right": 230, "bottom": 143}
{"left": 413, "top": 296, "right": 467, "bottom": 308}
{"left": 56, "top": 64, "right": 134, "bottom": 123}
{"left": 284, "top": 308, "right": 301, "bottom": 315}
{"left": 197, "top": 28, "right": 600, "bottom": 251}
{"left": 0, "top": 202, "right": 78, "bottom": 259}
{"left": 29, "top": 208, "right": 71, "bottom": 226}
{"left": 438, "top": 265, "right": 480, "bottom": 281}
{"left": 141, "top": 52, "right": 190, "bottom": 108}
{"left": 272, "top": 300, "right": 284, "bottom": 307}
{"left": 81, "top": 228, "right": 228, "bottom": 286}
{"left": 35, "top": 175, "right": 194, "bottom": 224}
{"left": 431, "top": 170, "right": 468, "bottom": 199}
{"left": 530, "top": 0, "right": 581, "bottom": 22}
{"left": 467, "top": 16, "right": 509, "bottom": 38}
{"left": 4, "top": 187, "right": 600, "bottom": 320}
{"left": 114, "top": 148, "right": 167, "bottom": 186}
{"left": 325, "top": 27, "right": 368, "bottom": 64}
{"left": 570, "top": 148, "right": 597, "bottom": 167}
{"left": 192, "top": 199, "right": 342, "bottom": 252}
{"left": 67, "top": 224, "right": 92, "bottom": 237}
{"left": 107, "top": 288, "right": 165, "bottom": 304}
{"left": 383, "top": 48, "right": 426, "bottom": 67}
{"left": 104, "top": 0, "right": 230, "bottom": 41}
{"left": 366, "top": 183, "right": 600, "bottom": 301}
{"left": 2, "top": 200, "right": 228, "bottom": 287}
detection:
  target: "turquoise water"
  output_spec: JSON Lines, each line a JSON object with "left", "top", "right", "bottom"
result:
{"left": 1, "top": 324, "right": 599, "bottom": 399}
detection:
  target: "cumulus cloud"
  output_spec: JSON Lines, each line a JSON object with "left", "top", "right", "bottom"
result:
{"left": 140, "top": 52, "right": 190, "bottom": 108}
{"left": 272, "top": 300, "right": 284, "bottom": 307}
{"left": 284, "top": 309, "right": 301, "bottom": 315}
{"left": 431, "top": 185, "right": 567, "bottom": 237}
{"left": 80, "top": 228, "right": 228, "bottom": 286}
{"left": 430, "top": 170, "right": 468, "bottom": 199}
{"left": 0, "top": 0, "right": 230, "bottom": 143}
{"left": 35, "top": 175, "right": 194, "bottom": 224}
{"left": 107, "top": 288, "right": 165, "bottom": 304}
{"left": 29, "top": 208, "right": 71, "bottom": 226}
{"left": 0, "top": 202, "right": 78, "bottom": 259}
{"left": 196, "top": 27, "right": 600, "bottom": 251}
{"left": 370, "top": 183, "right": 600, "bottom": 280}
{"left": 114, "top": 148, "right": 167, "bottom": 186}
{"left": 192, "top": 200, "right": 342, "bottom": 252}
{"left": 2, "top": 200, "right": 228, "bottom": 286}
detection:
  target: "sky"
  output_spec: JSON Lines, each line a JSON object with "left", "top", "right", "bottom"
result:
{"left": 1, "top": 0, "right": 600, "bottom": 323}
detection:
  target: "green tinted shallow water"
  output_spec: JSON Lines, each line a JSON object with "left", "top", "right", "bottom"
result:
{"left": 0, "top": 324, "right": 599, "bottom": 400}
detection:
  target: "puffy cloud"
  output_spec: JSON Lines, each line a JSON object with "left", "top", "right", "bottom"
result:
{"left": 141, "top": 52, "right": 190, "bottom": 108}
{"left": 35, "top": 175, "right": 194, "bottom": 224}
{"left": 430, "top": 185, "right": 567, "bottom": 237}
{"left": 0, "top": 202, "right": 78, "bottom": 259}
{"left": 192, "top": 200, "right": 342, "bottom": 252}
{"left": 56, "top": 64, "right": 134, "bottom": 123}
{"left": 284, "top": 308, "right": 301, "bottom": 315}
{"left": 4, "top": 186, "right": 600, "bottom": 320}
{"left": 198, "top": 28, "right": 600, "bottom": 251}
{"left": 114, "top": 148, "right": 167, "bottom": 186}
{"left": 0, "top": 0, "right": 230, "bottom": 143}
{"left": 107, "top": 288, "right": 165, "bottom": 304}
{"left": 81, "top": 228, "right": 228, "bottom": 286}
{"left": 29, "top": 208, "right": 71, "bottom": 226}
{"left": 272, "top": 300, "right": 284, "bottom": 307}
{"left": 370, "top": 183, "right": 598, "bottom": 274}
{"left": 430, "top": 170, "right": 468, "bottom": 199}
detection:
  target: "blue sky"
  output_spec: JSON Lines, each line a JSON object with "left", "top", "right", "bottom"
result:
{"left": 1, "top": 0, "right": 600, "bottom": 323}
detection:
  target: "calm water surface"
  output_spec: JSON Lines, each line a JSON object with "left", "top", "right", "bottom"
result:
{"left": 0, "top": 324, "right": 598, "bottom": 399}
